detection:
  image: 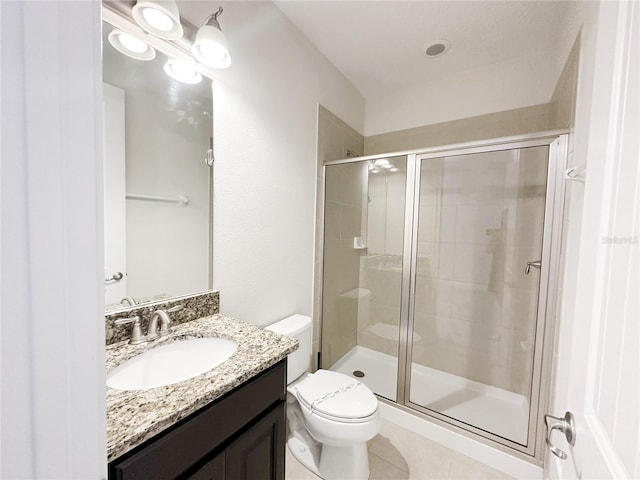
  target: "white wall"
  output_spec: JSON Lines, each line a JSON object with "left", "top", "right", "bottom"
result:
{"left": 180, "top": 1, "right": 366, "bottom": 325}
{"left": 1, "top": 2, "right": 106, "bottom": 478}
{"left": 364, "top": 50, "right": 561, "bottom": 136}
{"left": 547, "top": 0, "right": 600, "bottom": 419}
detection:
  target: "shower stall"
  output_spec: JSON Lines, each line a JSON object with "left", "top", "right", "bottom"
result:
{"left": 319, "top": 132, "right": 567, "bottom": 457}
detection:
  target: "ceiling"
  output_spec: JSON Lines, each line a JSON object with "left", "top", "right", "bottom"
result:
{"left": 272, "top": 1, "right": 570, "bottom": 99}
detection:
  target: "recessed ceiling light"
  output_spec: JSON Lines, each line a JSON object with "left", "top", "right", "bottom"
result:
{"left": 425, "top": 39, "right": 450, "bottom": 58}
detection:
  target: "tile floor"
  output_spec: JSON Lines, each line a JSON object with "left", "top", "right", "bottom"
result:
{"left": 285, "top": 419, "right": 514, "bottom": 480}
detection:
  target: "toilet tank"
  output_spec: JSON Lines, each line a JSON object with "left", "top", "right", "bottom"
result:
{"left": 265, "top": 314, "right": 312, "bottom": 384}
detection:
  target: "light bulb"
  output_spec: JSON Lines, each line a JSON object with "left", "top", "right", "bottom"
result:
{"left": 118, "top": 32, "right": 148, "bottom": 54}
{"left": 164, "top": 59, "right": 202, "bottom": 84}
{"left": 192, "top": 23, "right": 231, "bottom": 68}
{"left": 132, "top": 1, "right": 183, "bottom": 40}
{"left": 142, "top": 7, "right": 174, "bottom": 32}
{"left": 108, "top": 29, "right": 155, "bottom": 61}
{"left": 198, "top": 42, "right": 228, "bottom": 64}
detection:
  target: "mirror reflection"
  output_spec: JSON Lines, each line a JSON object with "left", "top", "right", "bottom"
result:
{"left": 102, "top": 22, "right": 213, "bottom": 307}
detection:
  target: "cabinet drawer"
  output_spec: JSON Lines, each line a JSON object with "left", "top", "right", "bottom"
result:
{"left": 110, "top": 360, "right": 286, "bottom": 480}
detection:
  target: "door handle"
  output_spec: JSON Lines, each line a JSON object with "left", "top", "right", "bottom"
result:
{"left": 544, "top": 411, "right": 576, "bottom": 459}
{"left": 105, "top": 271, "right": 124, "bottom": 284}
{"left": 525, "top": 260, "right": 542, "bottom": 274}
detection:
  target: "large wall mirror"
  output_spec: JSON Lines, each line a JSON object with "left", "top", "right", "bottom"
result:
{"left": 102, "top": 20, "right": 213, "bottom": 307}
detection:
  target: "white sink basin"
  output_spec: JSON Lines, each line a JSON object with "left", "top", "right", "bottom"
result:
{"left": 107, "top": 337, "right": 237, "bottom": 391}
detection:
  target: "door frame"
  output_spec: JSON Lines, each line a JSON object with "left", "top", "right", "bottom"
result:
{"left": 546, "top": 1, "right": 640, "bottom": 477}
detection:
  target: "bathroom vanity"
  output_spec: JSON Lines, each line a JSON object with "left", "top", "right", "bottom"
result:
{"left": 106, "top": 313, "right": 298, "bottom": 480}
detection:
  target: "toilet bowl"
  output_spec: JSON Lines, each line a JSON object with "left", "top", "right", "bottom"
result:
{"left": 266, "top": 315, "right": 380, "bottom": 480}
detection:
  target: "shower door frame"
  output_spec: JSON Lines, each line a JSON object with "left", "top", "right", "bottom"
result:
{"left": 319, "top": 130, "right": 568, "bottom": 460}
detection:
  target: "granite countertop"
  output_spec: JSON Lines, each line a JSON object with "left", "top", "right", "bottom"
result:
{"left": 106, "top": 314, "right": 298, "bottom": 461}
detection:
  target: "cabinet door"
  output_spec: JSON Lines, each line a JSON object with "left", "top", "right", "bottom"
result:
{"left": 225, "top": 403, "right": 286, "bottom": 480}
{"left": 187, "top": 451, "right": 224, "bottom": 480}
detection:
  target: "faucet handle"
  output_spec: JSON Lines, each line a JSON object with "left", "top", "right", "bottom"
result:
{"left": 114, "top": 316, "right": 145, "bottom": 344}
{"left": 114, "top": 315, "right": 139, "bottom": 326}
{"left": 166, "top": 304, "right": 183, "bottom": 313}
{"left": 120, "top": 296, "right": 137, "bottom": 306}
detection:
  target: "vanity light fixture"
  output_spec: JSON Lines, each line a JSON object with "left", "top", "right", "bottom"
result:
{"left": 192, "top": 7, "right": 232, "bottom": 69}
{"left": 368, "top": 159, "right": 398, "bottom": 174}
{"left": 108, "top": 29, "right": 156, "bottom": 61}
{"left": 132, "top": 0, "right": 184, "bottom": 40}
{"left": 164, "top": 59, "right": 203, "bottom": 84}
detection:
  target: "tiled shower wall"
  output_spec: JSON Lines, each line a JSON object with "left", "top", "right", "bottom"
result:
{"left": 411, "top": 148, "right": 548, "bottom": 396}
{"left": 356, "top": 163, "right": 407, "bottom": 359}
{"left": 315, "top": 106, "right": 364, "bottom": 369}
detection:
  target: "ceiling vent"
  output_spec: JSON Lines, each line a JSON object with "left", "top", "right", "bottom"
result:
{"left": 425, "top": 40, "right": 450, "bottom": 58}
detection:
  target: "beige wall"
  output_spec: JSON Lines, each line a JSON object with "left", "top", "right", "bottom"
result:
{"left": 548, "top": 36, "right": 580, "bottom": 130}
{"left": 315, "top": 106, "right": 364, "bottom": 368}
{"left": 364, "top": 104, "right": 550, "bottom": 156}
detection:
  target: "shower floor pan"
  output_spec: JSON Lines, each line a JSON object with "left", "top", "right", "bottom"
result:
{"left": 331, "top": 345, "right": 528, "bottom": 445}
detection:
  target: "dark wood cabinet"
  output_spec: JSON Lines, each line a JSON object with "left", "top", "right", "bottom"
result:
{"left": 225, "top": 403, "right": 285, "bottom": 480}
{"left": 187, "top": 452, "right": 225, "bottom": 480}
{"left": 109, "top": 360, "right": 287, "bottom": 480}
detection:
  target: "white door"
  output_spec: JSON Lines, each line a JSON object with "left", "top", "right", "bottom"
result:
{"left": 103, "top": 83, "right": 128, "bottom": 304}
{"left": 545, "top": 2, "right": 639, "bottom": 479}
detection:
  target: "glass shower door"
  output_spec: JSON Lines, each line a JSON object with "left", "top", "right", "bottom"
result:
{"left": 322, "top": 156, "right": 408, "bottom": 402}
{"left": 407, "top": 146, "right": 549, "bottom": 446}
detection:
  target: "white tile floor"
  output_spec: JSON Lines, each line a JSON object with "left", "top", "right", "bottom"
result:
{"left": 285, "top": 419, "right": 514, "bottom": 480}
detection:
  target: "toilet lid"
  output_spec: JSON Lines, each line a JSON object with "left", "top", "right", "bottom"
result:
{"left": 295, "top": 370, "right": 377, "bottom": 420}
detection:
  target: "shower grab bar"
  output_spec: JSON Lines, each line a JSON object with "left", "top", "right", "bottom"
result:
{"left": 126, "top": 193, "right": 190, "bottom": 207}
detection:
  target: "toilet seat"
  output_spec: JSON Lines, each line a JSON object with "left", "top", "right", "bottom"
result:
{"left": 294, "top": 370, "right": 378, "bottom": 423}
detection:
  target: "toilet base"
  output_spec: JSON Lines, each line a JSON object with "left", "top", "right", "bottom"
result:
{"left": 288, "top": 437, "right": 371, "bottom": 480}
{"left": 288, "top": 437, "right": 321, "bottom": 477}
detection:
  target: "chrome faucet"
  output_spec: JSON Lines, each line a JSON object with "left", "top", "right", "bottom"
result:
{"left": 147, "top": 305, "right": 183, "bottom": 340}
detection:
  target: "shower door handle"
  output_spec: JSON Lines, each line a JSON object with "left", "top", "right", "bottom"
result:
{"left": 525, "top": 260, "right": 542, "bottom": 274}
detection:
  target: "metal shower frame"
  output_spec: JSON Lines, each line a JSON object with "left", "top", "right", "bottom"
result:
{"left": 317, "top": 130, "right": 569, "bottom": 461}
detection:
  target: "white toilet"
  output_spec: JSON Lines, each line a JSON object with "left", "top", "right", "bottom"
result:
{"left": 266, "top": 314, "right": 380, "bottom": 480}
